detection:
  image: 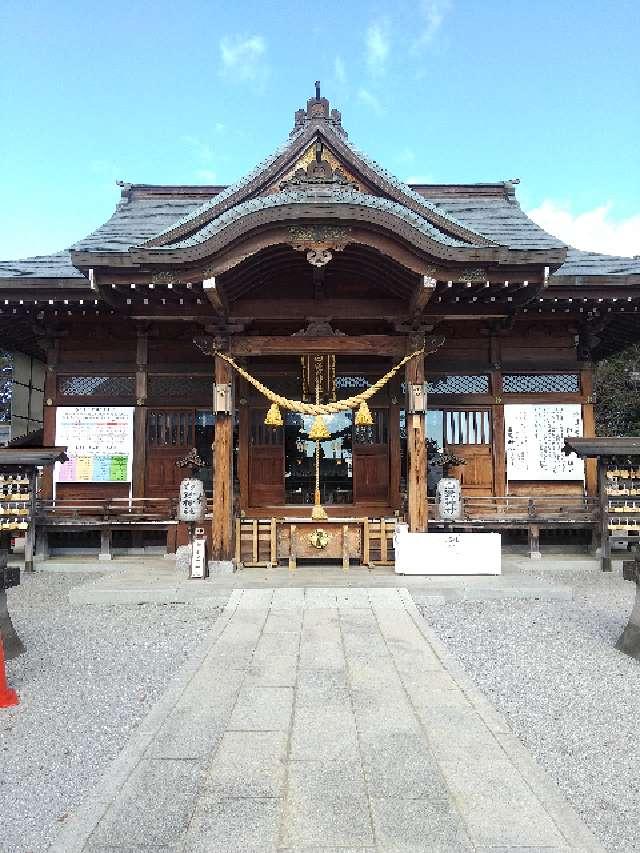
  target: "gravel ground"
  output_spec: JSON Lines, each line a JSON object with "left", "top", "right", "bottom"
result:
{"left": 0, "top": 572, "right": 221, "bottom": 853}
{"left": 418, "top": 566, "right": 640, "bottom": 853}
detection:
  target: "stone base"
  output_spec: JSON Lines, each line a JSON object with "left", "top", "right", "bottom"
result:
{"left": 208, "top": 560, "right": 235, "bottom": 575}
{"left": 616, "top": 623, "right": 640, "bottom": 659}
{"left": 616, "top": 580, "right": 640, "bottom": 660}
{"left": 0, "top": 589, "right": 25, "bottom": 660}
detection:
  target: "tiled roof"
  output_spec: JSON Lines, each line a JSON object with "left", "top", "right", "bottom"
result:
{"left": 552, "top": 248, "right": 640, "bottom": 278}
{"left": 426, "top": 196, "right": 567, "bottom": 252}
{"left": 71, "top": 196, "right": 208, "bottom": 253}
{"left": 0, "top": 251, "right": 85, "bottom": 279}
{"left": 160, "top": 187, "right": 474, "bottom": 251}
{"left": 147, "top": 121, "right": 491, "bottom": 248}
{"left": 149, "top": 130, "right": 307, "bottom": 242}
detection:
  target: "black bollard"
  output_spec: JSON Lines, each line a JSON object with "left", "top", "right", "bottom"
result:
{"left": 0, "top": 533, "right": 24, "bottom": 660}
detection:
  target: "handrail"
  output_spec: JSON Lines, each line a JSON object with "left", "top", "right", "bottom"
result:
{"left": 427, "top": 493, "right": 598, "bottom": 522}
{"left": 37, "top": 496, "right": 179, "bottom": 521}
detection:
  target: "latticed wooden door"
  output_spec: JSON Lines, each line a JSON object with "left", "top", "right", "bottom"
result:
{"left": 353, "top": 408, "right": 390, "bottom": 504}
{"left": 145, "top": 410, "right": 195, "bottom": 498}
{"left": 443, "top": 409, "right": 493, "bottom": 495}
{"left": 249, "top": 409, "right": 285, "bottom": 506}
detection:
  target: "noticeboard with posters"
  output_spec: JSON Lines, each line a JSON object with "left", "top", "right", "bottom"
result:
{"left": 54, "top": 407, "right": 134, "bottom": 485}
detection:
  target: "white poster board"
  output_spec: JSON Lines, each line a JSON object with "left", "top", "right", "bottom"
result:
{"left": 505, "top": 404, "right": 584, "bottom": 481}
{"left": 54, "top": 406, "right": 134, "bottom": 487}
{"left": 394, "top": 526, "right": 501, "bottom": 575}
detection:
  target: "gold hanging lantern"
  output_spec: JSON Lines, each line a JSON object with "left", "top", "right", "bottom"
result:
{"left": 355, "top": 399, "right": 374, "bottom": 427}
{"left": 264, "top": 403, "right": 283, "bottom": 427}
{"left": 308, "top": 414, "right": 330, "bottom": 440}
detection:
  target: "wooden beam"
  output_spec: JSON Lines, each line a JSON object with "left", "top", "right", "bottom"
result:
{"left": 229, "top": 297, "right": 405, "bottom": 321}
{"left": 132, "top": 327, "right": 148, "bottom": 499}
{"left": 581, "top": 367, "right": 597, "bottom": 496}
{"left": 409, "top": 275, "right": 436, "bottom": 319}
{"left": 230, "top": 335, "right": 406, "bottom": 357}
{"left": 211, "top": 354, "right": 234, "bottom": 563}
{"left": 406, "top": 340, "right": 427, "bottom": 533}
{"left": 203, "top": 276, "right": 228, "bottom": 317}
{"left": 41, "top": 338, "right": 59, "bottom": 501}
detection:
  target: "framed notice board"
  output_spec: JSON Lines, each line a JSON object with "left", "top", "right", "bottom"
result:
{"left": 54, "top": 407, "right": 134, "bottom": 487}
{"left": 505, "top": 404, "right": 584, "bottom": 481}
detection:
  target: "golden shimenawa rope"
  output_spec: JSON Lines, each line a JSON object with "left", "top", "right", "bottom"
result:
{"left": 213, "top": 348, "right": 425, "bottom": 415}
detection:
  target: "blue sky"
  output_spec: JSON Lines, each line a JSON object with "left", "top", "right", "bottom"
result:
{"left": 1, "top": 0, "right": 639, "bottom": 260}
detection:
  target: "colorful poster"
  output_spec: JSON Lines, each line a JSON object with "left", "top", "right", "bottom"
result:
{"left": 110, "top": 455, "right": 128, "bottom": 482}
{"left": 92, "top": 456, "right": 112, "bottom": 481}
{"left": 505, "top": 404, "right": 584, "bottom": 481}
{"left": 57, "top": 458, "right": 77, "bottom": 481}
{"left": 54, "top": 407, "right": 134, "bottom": 484}
{"left": 75, "top": 457, "right": 93, "bottom": 481}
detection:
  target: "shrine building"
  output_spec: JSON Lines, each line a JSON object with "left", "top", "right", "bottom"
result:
{"left": 2, "top": 84, "right": 640, "bottom": 567}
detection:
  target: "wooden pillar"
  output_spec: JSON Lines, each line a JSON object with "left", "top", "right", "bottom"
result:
{"left": 598, "top": 458, "right": 612, "bottom": 572}
{"left": 490, "top": 334, "right": 506, "bottom": 497}
{"left": 406, "top": 340, "right": 427, "bottom": 532}
{"left": 238, "top": 376, "right": 250, "bottom": 512}
{"left": 389, "top": 380, "right": 402, "bottom": 511}
{"left": 132, "top": 327, "right": 148, "bottom": 499}
{"left": 211, "top": 354, "right": 234, "bottom": 563}
{"left": 24, "top": 469, "right": 37, "bottom": 572}
{"left": 581, "top": 367, "right": 597, "bottom": 496}
{"left": 41, "top": 338, "right": 59, "bottom": 501}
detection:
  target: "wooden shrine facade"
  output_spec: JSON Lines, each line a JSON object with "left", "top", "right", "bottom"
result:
{"left": 1, "top": 84, "right": 640, "bottom": 563}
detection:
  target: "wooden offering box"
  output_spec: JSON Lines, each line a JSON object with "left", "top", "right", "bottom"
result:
{"left": 278, "top": 518, "right": 363, "bottom": 570}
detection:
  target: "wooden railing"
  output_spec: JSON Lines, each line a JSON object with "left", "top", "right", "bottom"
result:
{"left": 37, "top": 497, "right": 179, "bottom": 521}
{"left": 37, "top": 494, "right": 599, "bottom": 524}
{"left": 427, "top": 495, "right": 598, "bottom": 522}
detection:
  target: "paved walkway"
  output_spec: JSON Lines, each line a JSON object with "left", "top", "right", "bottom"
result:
{"left": 63, "top": 555, "right": 589, "bottom": 606}
{"left": 52, "top": 588, "right": 603, "bottom": 852}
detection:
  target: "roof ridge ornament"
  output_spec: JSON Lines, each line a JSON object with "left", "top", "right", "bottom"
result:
{"left": 280, "top": 138, "right": 359, "bottom": 190}
{"left": 291, "top": 81, "right": 347, "bottom": 138}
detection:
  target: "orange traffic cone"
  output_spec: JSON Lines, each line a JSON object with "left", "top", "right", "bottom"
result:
{"left": 0, "top": 633, "right": 19, "bottom": 708}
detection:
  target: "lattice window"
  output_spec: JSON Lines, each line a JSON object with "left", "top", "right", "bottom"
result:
{"left": 147, "top": 410, "right": 194, "bottom": 447}
{"left": 148, "top": 375, "right": 212, "bottom": 403}
{"left": 503, "top": 374, "right": 580, "bottom": 393}
{"left": 336, "top": 376, "right": 370, "bottom": 390}
{"left": 445, "top": 410, "right": 491, "bottom": 445}
{"left": 57, "top": 375, "right": 135, "bottom": 397}
{"left": 426, "top": 375, "right": 489, "bottom": 394}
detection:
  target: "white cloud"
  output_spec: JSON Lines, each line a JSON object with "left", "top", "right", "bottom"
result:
{"left": 195, "top": 169, "right": 217, "bottom": 182}
{"left": 414, "top": 0, "right": 451, "bottom": 50}
{"left": 219, "top": 34, "right": 268, "bottom": 84}
{"left": 527, "top": 200, "right": 640, "bottom": 258}
{"left": 334, "top": 55, "right": 347, "bottom": 85}
{"left": 181, "top": 135, "right": 214, "bottom": 163}
{"left": 405, "top": 174, "right": 434, "bottom": 184}
{"left": 358, "top": 88, "right": 384, "bottom": 115}
{"left": 365, "top": 20, "right": 390, "bottom": 75}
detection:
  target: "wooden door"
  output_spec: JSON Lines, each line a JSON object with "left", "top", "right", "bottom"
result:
{"left": 146, "top": 410, "right": 195, "bottom": 498}
{"left": 249, "top": 409, "right": 284, "bottom": 506}
{"left": 353, "top": 408, "right": 389, "bottom": 504}
{"left": 444, "top": 409, "right": 493, "bottom": 496}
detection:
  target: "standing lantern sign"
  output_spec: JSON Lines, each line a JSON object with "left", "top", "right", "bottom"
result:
{"left": 176, "top": 450, "right": 207, "bottom": 579}
{"left": 436, "top": 477, "right": 462, "bottom": 520}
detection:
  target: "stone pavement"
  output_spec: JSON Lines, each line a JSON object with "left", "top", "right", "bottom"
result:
{"left": 51, "top": 587, "right": 604, "bottom": 853}
{"left": 64, "top": 554, "right": 589, "bottom": 606}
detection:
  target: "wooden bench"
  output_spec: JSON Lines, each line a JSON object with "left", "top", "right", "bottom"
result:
{"left": 428, "top": 495, "right": 598, "bottom": 558}
{"left": 36, "top": 498, "right": 179, "bottom": 560}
